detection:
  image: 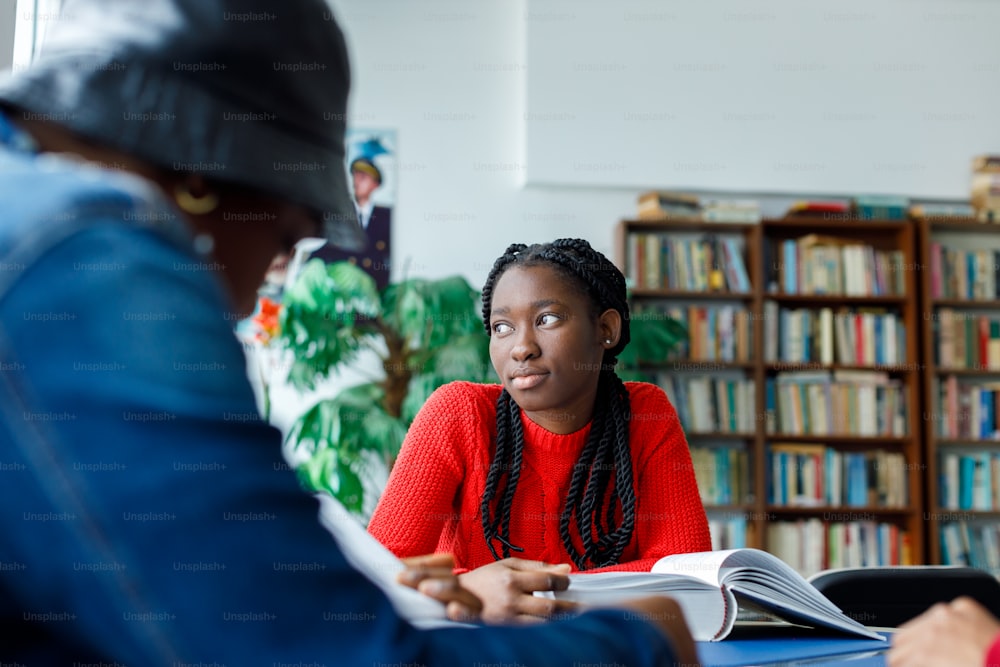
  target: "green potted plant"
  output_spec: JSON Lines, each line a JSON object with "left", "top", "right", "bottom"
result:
{"left": 272, "top": 259, "right": 493, "bottom": 516}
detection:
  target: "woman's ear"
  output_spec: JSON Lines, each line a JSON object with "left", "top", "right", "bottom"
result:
{"left": 597, "top": 308, "right": 622, "bottom": 348}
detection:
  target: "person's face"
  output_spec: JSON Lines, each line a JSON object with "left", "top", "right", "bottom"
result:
{"left": 488, "top": 264, "right": 621, "bottom": 434}
{"left": 194, "top": 193, "right": 322, "bottom": 317}
{"left": 352, "top": 169, "right": 379, "bottom": 204}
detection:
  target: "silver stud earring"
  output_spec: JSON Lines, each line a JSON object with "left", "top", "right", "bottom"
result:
{"left": 604, "top": 339, "right": 612, "bottom": 345}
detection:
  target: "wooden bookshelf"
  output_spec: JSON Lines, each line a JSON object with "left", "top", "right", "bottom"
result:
{"left": 617, "top": 217, "right": 925, "bottom": 571}
{"left": 918, "top": 217, "right": 1000, "bottom": 573}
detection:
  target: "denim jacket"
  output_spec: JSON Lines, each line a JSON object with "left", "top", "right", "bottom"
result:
{"left": 0, "top": 113, "right": 679, "bottom": 665}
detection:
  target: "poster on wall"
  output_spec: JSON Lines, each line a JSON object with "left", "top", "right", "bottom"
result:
{"left": 313, "top": 128, "right": 397, "bottom": 290}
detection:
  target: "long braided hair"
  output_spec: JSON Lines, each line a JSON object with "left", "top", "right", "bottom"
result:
{"left": 479, "top": 238, "right": 636, "bottom": 570}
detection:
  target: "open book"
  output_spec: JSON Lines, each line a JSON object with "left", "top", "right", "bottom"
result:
{"left": 539, "top": 548, "right": 885, "bottom": 642}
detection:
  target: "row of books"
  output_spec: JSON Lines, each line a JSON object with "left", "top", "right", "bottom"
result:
{"left": 767, "top": 519, "right": 913, "bottom": 579}
{"left": 767, "top": 444, "right": 909, "bottom": 509}
{"left": 767, "top": 370, "right": 908, "bottom": 437}
{"left": 940, "top": 451, "right": 1000, "bottom": 511}
{"left": 933, "top": 308, "right": 1000, "bottom": 370}
{"left": 708, "top": 517, "right": 748, "bottom": 551}
{"left": 647, "top": 305, "right": 753, "bottom": 362}
{"left": 933, "top": 375, "right": 1000, "bottom": 440}
{"left": 690, "top": 446, "right": 752, "bottom": 507}
{"left": 661, "top": 376, "right": 757, "bottom": 435}
{"left": 929, "top": 243, "right": 1000, "bottom": 301}
{"left": 941, "top": 521, "right": 1000, "bottom": 572}
{"left": 785, "top": 196, "right": 913, "bottom": 221}
{"left": 625, "top": 233, "right": 751, "bottom": 292}
{"left": 637, "top": 191, "right": 762, "bottom": 224}
{"left": 775, "top": 236, "right": 906, "bottom": 296}
{"left": 762, "top": 302, "right": 907, "bottom": 366}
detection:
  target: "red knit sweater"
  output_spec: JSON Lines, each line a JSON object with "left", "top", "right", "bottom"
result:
{"left": 368, "top": 381, "right": 711, "bottom": 573}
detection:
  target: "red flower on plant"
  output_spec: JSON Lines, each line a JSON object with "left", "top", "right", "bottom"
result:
{"left": 252, "top": 296, "right": 282, "bottom": 344}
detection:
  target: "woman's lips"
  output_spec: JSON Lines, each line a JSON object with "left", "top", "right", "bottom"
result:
{"left": 511, "top": 372, "right": 548, "bottom": 390}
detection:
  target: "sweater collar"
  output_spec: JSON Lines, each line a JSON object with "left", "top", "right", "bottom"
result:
{"left": 520, "top": 410, "right": 593, "bottom": 454}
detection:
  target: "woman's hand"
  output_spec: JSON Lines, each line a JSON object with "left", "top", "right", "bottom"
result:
{"left": 457, "top": 558, "right": 579, "bottom": 623}
{"left": 888, "top": 596, "right": 1000, "bottom": 667}
{"left": 397, "top": 553, "right": 483, "bottom": 622}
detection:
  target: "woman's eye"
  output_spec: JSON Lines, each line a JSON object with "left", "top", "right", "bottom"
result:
{"left": 539, "top": 313, "right": 560, "bottom": 326}
{"left": 493, "top": 322, "right": 512, "bottom": 334}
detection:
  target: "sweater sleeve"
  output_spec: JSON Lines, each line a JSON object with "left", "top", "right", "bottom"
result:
{"left": 986, "top": 631, "right": 1000, "bottom": 667}
{"left": 367, "top": 382, "right": 477, "bottom": 559}
{"left": 589, "top": 383, "right": 712, "bottom": 573}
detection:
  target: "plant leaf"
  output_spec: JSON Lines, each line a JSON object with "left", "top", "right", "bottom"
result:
{"left": 275, "top": 260, "right": 383, "bottom": 391}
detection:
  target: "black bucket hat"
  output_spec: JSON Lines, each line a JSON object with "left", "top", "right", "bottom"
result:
{"left": 0, "top": 0, "right": 365, "bottom": 250}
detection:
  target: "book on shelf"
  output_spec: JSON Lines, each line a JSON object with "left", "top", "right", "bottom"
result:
{"left": 852, "top": 195, "right": 909, "bottom": 221}
{"left": 775, "top": 236, "right": 904, "bottom": 296}
{"left": 637, "top": 190, "right": 702, "bottom": 221}
{"left": 909, "top": 202, "right": 977, "bottom": 220}
{"left": 538, "top": 548, "right": 884, "bottom": 642}
{"left": 774, "top": 306, "right": 905, "bottom": 367}
{"left": 928, "top": 244, "right": 1000, "bottom": 300}
{"left": 769, "top": 369, "right": 907, "bottom": 437}
{"left": 935, "top": 376, "right": 1000, "bottom": 439}
{"left": 661, "top": 374, "right": 756, "bottom": 434}
{"left": 626, "top": 233, "right": 750, "bottom": 292}
{"left": 701, "top": 198, "right": 762, "bottom": 224}
{"left": 785, "top": 201, "right": 850, "bottom": 217}
{"left": 941, "top": 521, "right": 1000, "bottom": 573}
{"left": 768, "top": 519, "right": 913, "bottom": 577}
{"left": 940, "top": 450, "right": 1000, "bottom": 511}
{"left": 691, "top": 446, "right": 751, "bottom": 506}
{"left": 768, "top": 443, "right": 907, "bottom": 509}
{"left": 935, "top": 309, "right": 1000, "bottom": 370}
{"left": 971, "top": 156, "right": 1000, "bottom": 222}
{"left": 708, "top": 518, "right": 748, "bottom": 551}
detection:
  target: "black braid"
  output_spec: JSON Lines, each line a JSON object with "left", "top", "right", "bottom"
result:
{"left": 479, "top": 238, "right": 636, "bottom": 569}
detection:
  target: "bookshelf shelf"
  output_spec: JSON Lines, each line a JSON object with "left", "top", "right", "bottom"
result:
{"left": 618, "top": 217, "right": 922, "bottom": 568}
{"left": 765, "top": 435, "right": 909, "bottom": 445}
{"left": 931, "top": 299, "right": 1000, "bottom": 308}
{"left": 630, "top": 289, "right": 753, "bottom": 300}
{"left": 934, "top": 367, "right": 1000, "bottom": 376}
{"left": 662, "top": 361, "right": 756, "bottom": 372}
{"left": 702, "top": 504, "right": 754, "bottom": 512}
{"left": 928, "top": 219, "right": 995, "bottom": 232}
{"left": 936, "top": 439, "right": 1000, "bottom": 447}
{"left": 765, "top": 506, "right": 913, "bottom": 516}
{"left": 932, "top": 509, "right": 1000, "bottom": 518}
{"left": 686, "top": 432, "right": 757, "bottom": 440}
{"left": 764, "top": 218, "right": 912, "bottom": 233}
{"left": 764, "top": 363, "right": 919, "bottom": 374}
{"left": 763, "top": 294, "right": 908, "bottom": 306}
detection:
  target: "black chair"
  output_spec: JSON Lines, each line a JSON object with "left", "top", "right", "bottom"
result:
{"left": 809, "top": 566, "right": 1000, "bottom": 628}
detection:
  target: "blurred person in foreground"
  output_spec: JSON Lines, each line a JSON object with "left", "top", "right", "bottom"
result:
{"left": 888, "top": 596, "right": 1000, "bottom": 667}
{"left": 0, "top": 0, "right": 699, "bottom": 664}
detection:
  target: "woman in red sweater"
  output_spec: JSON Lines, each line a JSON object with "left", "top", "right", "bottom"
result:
{"left": 368, "top": 238, "right": 711, "bottom": 621}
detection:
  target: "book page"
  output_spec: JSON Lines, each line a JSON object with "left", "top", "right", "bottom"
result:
{"left": 542, "top": 572, "right": 734, "bottom": 641}
{"left": 654, "top": 549, "right": 884, "bottom": 641}
{"left": 315, "top": 494, "right": 458, "bottom": 628}
{"left": 651, "top": 548, "right": 739, "bottom": 586}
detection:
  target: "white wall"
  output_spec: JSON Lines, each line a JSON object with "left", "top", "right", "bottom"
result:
{"left": 329, "top": 0, "right": 973, "bottom": 291}
{"left": 525, "top": 0, "right": 1000, "bottom": 198}
{"left": 330, "top": 0, "right": 645, "bottom": 287}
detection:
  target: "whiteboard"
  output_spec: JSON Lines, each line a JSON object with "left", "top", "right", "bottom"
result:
{"left": 524, "top": 0, "right": 1000, "bottom": 198}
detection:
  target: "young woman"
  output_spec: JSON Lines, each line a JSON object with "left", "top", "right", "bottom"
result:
{"left": 368, "top": 238, "right": 712, "bottom": 621}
